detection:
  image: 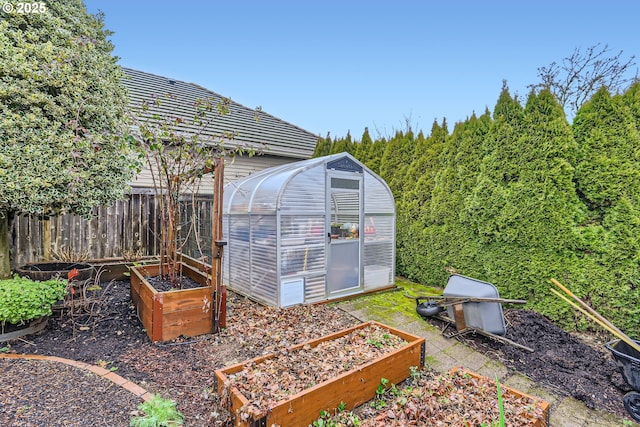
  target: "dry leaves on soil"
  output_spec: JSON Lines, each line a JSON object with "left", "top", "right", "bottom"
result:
{"left": 352, "top": 369, "right": 546, "bottom": 427}
{"left": 222, "top": 324, "right": 407, "bottom": 416}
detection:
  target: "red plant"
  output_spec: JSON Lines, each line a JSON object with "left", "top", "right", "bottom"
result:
{"left": 67, "top": 268, "right": 79, "bottom": 281}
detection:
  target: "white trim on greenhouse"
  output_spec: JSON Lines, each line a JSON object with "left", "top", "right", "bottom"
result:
{"left": 222, "top": 152, "right": 396, "bottom": 308}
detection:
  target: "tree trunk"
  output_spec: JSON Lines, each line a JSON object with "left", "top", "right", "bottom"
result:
{"left": 0, "top": 213, "right": 10, "bottom": 278}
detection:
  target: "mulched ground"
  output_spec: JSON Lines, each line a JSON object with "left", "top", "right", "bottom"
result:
{"left": 425, "top": 309, "right": 631, "bottom": 417}
{"left": 1, "top": 280, "right": 635, "bottom": 425}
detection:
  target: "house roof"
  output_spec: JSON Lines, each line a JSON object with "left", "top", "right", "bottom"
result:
{"left": 122, "top": 68, "right": 319, "bottom": 159}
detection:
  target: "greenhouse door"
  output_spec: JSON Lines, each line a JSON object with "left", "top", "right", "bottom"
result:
{"left": 327, "top": 174, "right": 362, "bottom": 296}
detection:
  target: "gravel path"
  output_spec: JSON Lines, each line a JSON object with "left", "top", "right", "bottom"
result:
{"left": 0, "top": 358, "right": 140, "bottom": 426}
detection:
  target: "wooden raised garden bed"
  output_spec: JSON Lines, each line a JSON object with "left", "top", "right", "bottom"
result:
{"left": 215, "top": 321, "right": 425, "bottom": 427}
{"left": 449, "top": 367, "right": 550, "bottom": 426}
{"left": 130, "top": 254, "right": 222, "bottom": 342}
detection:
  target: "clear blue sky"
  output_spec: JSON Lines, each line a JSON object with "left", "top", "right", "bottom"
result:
{"left": 85, "top": 0, "right": 639, "bottom": 139}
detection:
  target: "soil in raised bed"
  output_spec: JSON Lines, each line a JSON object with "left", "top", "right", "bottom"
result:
{"left": 146, "top": 274, "right": 205, "bottom": 292}
{"left": 2, "top": 281, "right": 635, "bottom": 425}
{"left": 350, "top": 367, "right": 546, "bottom": 427}
{"left": 223, "top": 324, "right": 408, "bottom": 414}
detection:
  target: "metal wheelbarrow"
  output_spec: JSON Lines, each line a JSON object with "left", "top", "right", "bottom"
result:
{"left": 606, "top": 339, "right": 640, "bottom": 421}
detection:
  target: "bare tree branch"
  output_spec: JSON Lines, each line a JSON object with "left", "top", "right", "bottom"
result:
{"left": 529, "top": 43, "right": 638, "bottom": 119}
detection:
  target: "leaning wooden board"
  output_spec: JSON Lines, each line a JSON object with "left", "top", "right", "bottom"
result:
{"left": 215, "top": 321, "right": 425, "bottom": 427}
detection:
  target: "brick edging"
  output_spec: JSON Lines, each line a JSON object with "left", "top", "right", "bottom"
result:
{"left": 0, "top": 353, "right": 153, "bottom": 401}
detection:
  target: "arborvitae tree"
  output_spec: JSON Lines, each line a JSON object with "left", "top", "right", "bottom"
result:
{"left": 572, "top": 86, "right": 640, "bottom": 332}
{"left": 421, "top": 111, "right": 493, "bottom": 285}
{"left": 395, "top": 120, "right": 447, "bottom": 280}
{"left": 463, "top": 87, "right": 583, "bottom": 325}
{"left": 622, "top": 82, "right": 640, "bottom": 126}
{"left": 378, "top": 131, "right": 415, "bottom": 198}
{"left": 0, "top": 0, "right": 133, "bottom": 276}
{"left": 355, "top": 127, "right": 373, "bottom": 164}
{"left": 344, "top": 130, "right": 355, "bottom": 155}
{"left": 574, "top": 87, "right": 640, "bottom": 214}
{"left": 463, "top": 85, "right": 525, "bottom": 244}
{"left": 365, "top": 138, "right": 386, "bottom": 175}
{"left": 330, "top": 132, "right": 353, "bottom": 155}
{"left": 312, "top": 132, "right": 332, "bottom": 157}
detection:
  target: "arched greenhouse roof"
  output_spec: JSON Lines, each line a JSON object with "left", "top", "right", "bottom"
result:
{"left": 223, "top": 152, "right": 394, "bottom": 215}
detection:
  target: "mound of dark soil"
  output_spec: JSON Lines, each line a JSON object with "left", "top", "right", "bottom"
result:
{"left": 427, "top": 309, "right": 630, "bottom": 417}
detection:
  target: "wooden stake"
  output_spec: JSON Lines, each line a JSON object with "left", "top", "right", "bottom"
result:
{"left": 211, "top": 158, "right": 226, "bottom": 331}
{"left": 550, "top": 278, "right": 640, "bottom": 354}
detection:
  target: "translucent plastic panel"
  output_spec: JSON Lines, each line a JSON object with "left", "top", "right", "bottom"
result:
{"left": 364, "top": 173, "right": 395, "bottom": 214}
{"left": 280, "top": 165, "right": 325, "bottom": 212}
{"left": 227, "top": 183, "right": 253, "bottom": 214}
{"left": 280, "top": 215, "right": 325, "bottom": 276}
{"left": 330, "top": 192, "right": 360, "bottom": 235}
{"left": 250, "top": 263, "right": 277, "bottom": 306}
{"left": 327, "top": 241, "right": 359, "bottom": 292}
{"left": 227, "top": 216, "right": 250, "bottom": 294}
{"left": 363, "top": 214, "right": 394, "bottom": 243}
{"left": 363, "top": 214, "right": 394, "bottom": 289}
{"left": 250, "top": 215, "right": 277, "bottom": 305}
{"left": 304, "top": 274, "right": 326, "bottom": 303}
{"left": 249, "top": 171, "right": 292, "bottom": 213}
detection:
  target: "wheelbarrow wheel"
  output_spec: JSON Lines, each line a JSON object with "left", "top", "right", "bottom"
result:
{"left": 623, "top": 391, "right": 640, "bottom": 422}
{"left": 416, "top": 301, "right": 444, "bottom": 317}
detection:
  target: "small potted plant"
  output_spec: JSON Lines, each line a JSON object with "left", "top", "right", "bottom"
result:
{"left": 0, "top": 275, "right": 67, "bottom": 340}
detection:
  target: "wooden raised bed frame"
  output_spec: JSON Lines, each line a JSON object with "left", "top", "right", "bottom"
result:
{"left": 451, "top": 367, "right": 550, "bottom": 427}
{"left": 215, "top": 321, "right": 425, "bottom": 427}
{"left": 130, "top": 254, "right": 222, "bottom": 342}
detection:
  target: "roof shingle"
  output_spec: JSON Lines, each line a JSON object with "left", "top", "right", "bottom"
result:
{"left": 122, "top": 68, "right": 318, "bottom": 159}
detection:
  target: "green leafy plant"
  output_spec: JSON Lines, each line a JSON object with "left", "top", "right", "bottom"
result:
{"left": 0, "top": 276, "right": 66, "bottom": 325}
{"left": 496, "top": 377, "right": 505, "bottom": 427}
{"left": 0, "top": 2, "right": 136, "bottom": 278}
{"left": 370, "top": 378, "right": 390, "bottom": 409}
{"left": 130, "top": 394, "right": 184, "bottom": 427}
{"left": 480, "top": 377, "right": 506, "bottom": 427}
{"left": 311, "top": 402, "right": 360, "bottom": 427}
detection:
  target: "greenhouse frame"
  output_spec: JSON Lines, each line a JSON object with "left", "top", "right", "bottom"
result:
{"left": 222, "top": 153, "right": 396, "bottom": 308}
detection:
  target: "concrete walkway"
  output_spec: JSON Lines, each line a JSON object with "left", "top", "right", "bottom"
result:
{"left": 336, "top": 298, "right": 637, "bottom": 427}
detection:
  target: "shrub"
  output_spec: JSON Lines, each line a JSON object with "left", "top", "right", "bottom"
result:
{"left": 130, "top": 394, "right": 184, "bottom": 427}
{"left": 0, "top": 276, "right": 67, "bottom": 324}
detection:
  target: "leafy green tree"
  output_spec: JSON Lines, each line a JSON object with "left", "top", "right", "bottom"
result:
{"left": 313, "top": 133, "right": 332, "bottom": 158}
{"left": 463, "top": 87, "right": 583, "bottom": 322}
{"left": 0, "top": 0, "right": 134, "bottom": 277}
{"left": 421, "top": 111, "right": 492, "bottom": 285}
{"left": 378, "top": 130, "right": 415, "bottom": 198}
{"left": 574, "top": 87, "right": 640, "bottom": 213}
{"left": 329, "top": 134, "right": 348, "bottom": 154}
{"left": 572, "top": 86, "right": 640, "bottom": 331}
{"left": 463, "top": 85, "right": 525, "bottom": 245}
{"left": 355, "top": 127, "right": 373, "bottom": 164}
{"left": 622, "top": 82, "right": 640, "bottom": 125}
{"left": 365, "top": 137, "right": 386, "bottom": 175}
{"left": 396, "top": 120, "right": 447, "bottom": 280}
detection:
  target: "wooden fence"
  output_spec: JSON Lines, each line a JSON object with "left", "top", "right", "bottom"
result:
{"left": 11, "top": 193, "right": 214, "bottom": 269}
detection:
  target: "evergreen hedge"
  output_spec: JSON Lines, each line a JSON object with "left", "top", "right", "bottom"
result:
{"left": 317, "top": 83, "right": 640, "bottom": 333}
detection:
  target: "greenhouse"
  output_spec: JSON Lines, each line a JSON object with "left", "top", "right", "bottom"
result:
{"left": 222, "top": 152, "right": 396, "bottom": 308}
